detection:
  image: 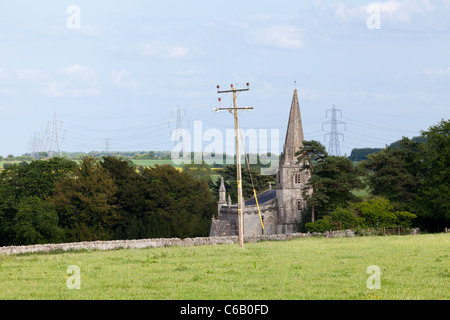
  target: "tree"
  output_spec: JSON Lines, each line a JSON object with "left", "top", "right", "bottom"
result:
{"left": 296, "top": 140, "right": 328, "bottom": 221}
{"left": 98, "top": 156, "right": 145, "bottom": 219}
{"left": 14, "top": 197, "right": 64, "bottom": 245}
{"left": 210, "top": 165, "right": 276, "bottom": 202}
{"left": 182, "top": 161, "right": 213, "bottom": 182}
{"left": 349, "top": 148, "right": 383, "bottom": 162}
{"left": 360, "top": 120, "right": 449, "bottom": 232}
{"left": 0, "top": 157, "right": 75, "bottom": 199}
{"left": 0, "top": 157, "right": 75, "bottom": 246}
{"left": 52, "top": 156, "right": 119, "bottom": 241}
{"left": 301, "top": 152, "right": 364, "bottom": 219}
{"left": 142, "top": 164, "right": 216, "bottom": 238}
{"left": 414, "top": 119, "right": 450, "bottom": 231}
{"left": 360, "top": 137, "right": 421, "bottom": 211}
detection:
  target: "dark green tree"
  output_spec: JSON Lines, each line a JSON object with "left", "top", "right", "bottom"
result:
{"left": 360, "top": 137, "right": 421, "bottom": 211}
{"left": 0, "top": 157, "right": 75, "bottom": 245}
{"left": 414, "top": 119, "right": 450, "bottom": 231}
{"left": 182, "top": 161, "right": 213, "bottom": 182}
{"left": 296, "top": 140, "right": 328, "bottom": 222}
{"left": 211, "top": 165, "right": 276, "bottom": 203}
{"left": 14, "top": 196, "right": 64, "bottom": 245}
{"left": 349, "top": 148, "right": 383, "bottom": 162}
{"left": 142, "top": 164, "right": 216, "bottom": 238}
{"left": 52, "top": 156, "right": 119, "bottom": 241}
{"left": 100, "top": 156, "right": 148, "bottom": 238}
{"left": 302, "top": 155, "right": 364, "bottom": 218}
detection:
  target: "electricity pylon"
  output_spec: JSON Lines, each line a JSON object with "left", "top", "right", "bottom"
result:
{"left": 322, "top": 104, "right": 346, "bottom": 156}
{"left": 47, "top": 113, "right": 64, "bottom": 157}
{"left": 169, "top": 106, "right": 190, "bottom": 158}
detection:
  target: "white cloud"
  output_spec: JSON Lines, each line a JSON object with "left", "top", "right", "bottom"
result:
{"left": 0, "top": 68, "right": 10, "bottom": 81}
{"left": 335, "top": 0, "right": 440, "bottom": 23}
{"left": 80, "top": 25, "right": 102, "bottom": 37}
{"left": 14, "top": 68, "right": 45, "bottom": 81}
{"left": 252, "top": 25, "right": 304, "bottom": 49}
{"left": 423, "top": 67, "right": 450, "bottom": 75}
{"left": 59, "top": 65, "right": 96, "bottom": 83}
{"left": 138, "top": 42, "right": 190, "bottom": 59}
{"left": 40, "top": 81, "right": 100, "bottom": 97}
{"left": 111, "top": 70, "right": 140, "bottom": 89}
{"left": 111, "top": 70, "right": 130, "bottom": 84}
{"left": 39, "top": 65, "right": 100, "bottom": 97}
{"left": 167, "top": 46, "right": 190, "bottom": 59}
{"left": 44, "top": 25, "right": 102, "bottom": 37}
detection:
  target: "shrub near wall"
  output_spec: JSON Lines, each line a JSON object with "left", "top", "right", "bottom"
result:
{"left": 305, "top": 198, "right": 417, "bottom": 233}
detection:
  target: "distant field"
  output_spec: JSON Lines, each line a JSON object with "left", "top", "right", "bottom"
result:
{"left": 0, "top": 159, "right": 180, "bottom": 169}
{"left": 131, "top": 159, "right": 179, "bottom": 167}
{"left": 0, "top": 161, "right": 23, "bottom": 168}
{"left": 0, "top": 233, "right": 448, "bottom": 300}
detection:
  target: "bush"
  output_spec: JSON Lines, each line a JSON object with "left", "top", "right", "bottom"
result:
{"left": 305, "top": 217, "right": 334, "bottom": 233}
{"left": 329, "top": 207, "right": 362, "bottom": 230}
{"left": 354, "top": 197, "right": 416, "bottom": 229}
{"left": 305, "top": 198, "right": 417, "bottom": 233}
{"left": 395, "top": 210, "right": 417, "bottom": 228}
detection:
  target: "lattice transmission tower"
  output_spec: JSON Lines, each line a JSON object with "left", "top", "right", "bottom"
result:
{"left": 169, "top": 106, "right": 190, "bottom": 154}
{"left": 46, "top": 113, "right": 65, "bottom": 157}
{"left": 322, "top": 104, "right": 346, "bottom": 156}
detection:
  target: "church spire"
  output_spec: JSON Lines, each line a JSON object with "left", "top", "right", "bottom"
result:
{"left": 280, "top": 89, "right": 304, "bottom": 163}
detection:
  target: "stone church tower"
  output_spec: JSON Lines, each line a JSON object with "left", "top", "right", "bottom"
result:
{"left": 276, "top": 89, "right": 309, "bottom": 234}
{"left": 210, "top": 89, "right": 310, "bottom": 237}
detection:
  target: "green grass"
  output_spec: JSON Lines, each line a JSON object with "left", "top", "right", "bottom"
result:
{"left": 0, "top": 234, "right": 448, "bottom": 300}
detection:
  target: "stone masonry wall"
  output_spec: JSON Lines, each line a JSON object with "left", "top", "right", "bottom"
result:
{"left": 0, "top": 230, "right": 359, "bottom": 256}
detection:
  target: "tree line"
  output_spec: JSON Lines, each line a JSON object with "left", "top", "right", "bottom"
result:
{"left": 0, "top": 157, "right": 216, "bottom": 246}
{"left": 0, "top": 119, "right": 447, "bottom": 246}
{"left": 297, "top": 119, "right": 449, "bottom": 233}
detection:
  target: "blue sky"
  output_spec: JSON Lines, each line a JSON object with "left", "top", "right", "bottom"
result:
{"left": 0, "top": 0, "right": 449, "bottom": 157}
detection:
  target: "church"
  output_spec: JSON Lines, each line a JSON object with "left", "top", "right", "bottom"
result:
{"left": 210, "top": 89, "right": 311, "bottom": 237}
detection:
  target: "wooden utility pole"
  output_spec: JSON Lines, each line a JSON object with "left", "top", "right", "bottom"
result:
{"left": 214, "top": 83, "right": 253, "bottom": 248}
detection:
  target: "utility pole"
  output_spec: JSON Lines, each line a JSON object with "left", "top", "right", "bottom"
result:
{"left": 214, "top": 83, "right": 253, "bottom": 248}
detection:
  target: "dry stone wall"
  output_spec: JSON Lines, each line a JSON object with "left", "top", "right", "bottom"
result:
{"left": 0, "top": 230, "right": 359, "bottom": 256}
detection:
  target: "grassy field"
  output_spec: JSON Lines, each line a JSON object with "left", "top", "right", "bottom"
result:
{"left": 0, "top": 233, "right": 448, "bottom": 300}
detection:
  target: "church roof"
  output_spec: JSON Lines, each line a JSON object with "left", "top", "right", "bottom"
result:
{"left": 280, "top": 89, "right": 304, "bottom": 163}
{"left": 245, "top": 189, "right": 277, "bottom": 206}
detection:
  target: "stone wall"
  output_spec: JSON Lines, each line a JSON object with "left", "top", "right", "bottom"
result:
{"left": 213, "top": 200, "right": 279, "bottom": 237}
{"left": 0, "top": 230, "right": 358, "bottom": 256}
{"left": 209, "top": 218, "right": 237, "bottom": 237}
{"left": 1, "top": 228, "right": 423, "bottom": 256}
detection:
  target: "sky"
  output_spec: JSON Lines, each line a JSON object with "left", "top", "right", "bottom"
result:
{"left": 0, "top": 0, "right": 449, "bottom": 158}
